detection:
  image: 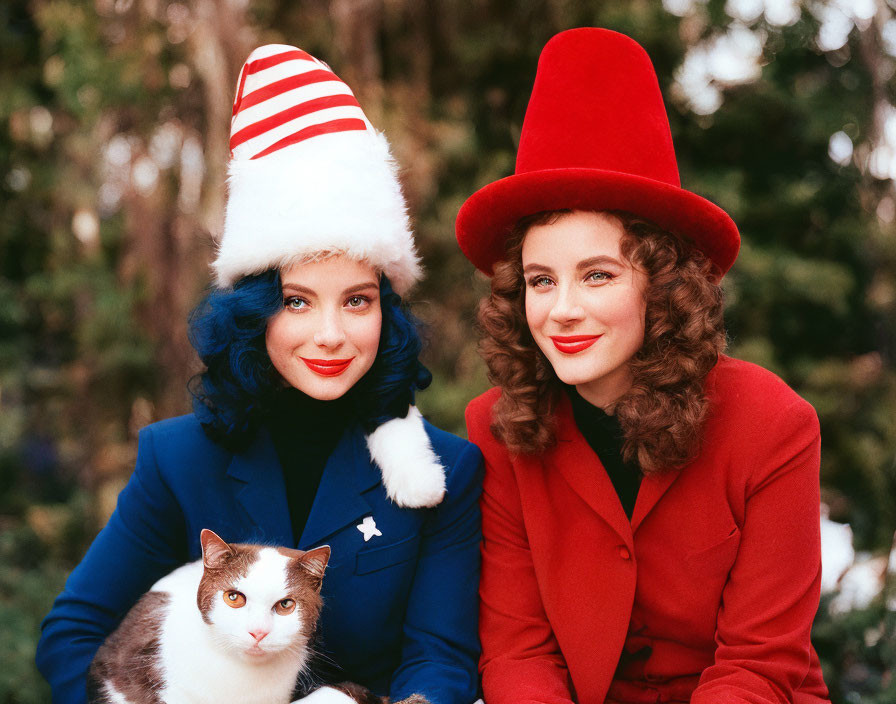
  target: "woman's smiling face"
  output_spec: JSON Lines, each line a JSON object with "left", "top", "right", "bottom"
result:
{"left": 265, "top": 255, "right": 382, "bottom": 401}
{"left": 522, "top": 210, "right": 648, "bottom": 410}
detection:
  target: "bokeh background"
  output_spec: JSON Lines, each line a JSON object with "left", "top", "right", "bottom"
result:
{"left": 2, "top": 0, "right": 895, "bottom": 701}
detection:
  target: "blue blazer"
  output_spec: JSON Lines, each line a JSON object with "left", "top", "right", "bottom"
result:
{"left": 36, "top": 413, "right": 483, "bottom": 704}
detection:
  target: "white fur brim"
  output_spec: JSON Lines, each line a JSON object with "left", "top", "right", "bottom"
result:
{"left": 215, "top": 130, "right": 422, "bottom": 296}
{"left": 366, "top": 406, "right": 446, "bottom": 508}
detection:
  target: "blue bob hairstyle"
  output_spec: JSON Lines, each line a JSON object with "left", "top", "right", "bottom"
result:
{"left": 188, "top": 270, "right": 432, "bottom": 451}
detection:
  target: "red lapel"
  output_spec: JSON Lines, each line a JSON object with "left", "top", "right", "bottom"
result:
{"left": 550, "top": 393, "right": 681, "bottom": 537}
{"left": 550, "top": 394, "right": 634, "bottom": 549}
{"left": 631, "top": 467, "right": 679, "bottom": 533}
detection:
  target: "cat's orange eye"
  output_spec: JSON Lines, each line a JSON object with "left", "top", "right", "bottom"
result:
{"left": 223, "top": 590, "right": 246, "bottom": 608}
{"left": 274, "top": 598, "right": 296, "bottom": 615}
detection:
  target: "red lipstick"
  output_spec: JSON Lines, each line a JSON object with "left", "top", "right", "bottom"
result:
{"left": 300, "top": 357, "right": 354, "bottom": 376}
{"left": 550, "top": 335, "right": 601, "bottom": 354}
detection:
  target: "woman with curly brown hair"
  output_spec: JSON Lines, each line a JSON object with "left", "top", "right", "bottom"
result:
{"left": 456, "top": 28, "right": 831, "bottom": 704}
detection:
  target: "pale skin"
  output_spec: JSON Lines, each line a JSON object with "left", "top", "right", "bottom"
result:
{"left": 265, "top": 255, "right": 382, "bottom": 401}
{"left": 265, "top": 259, "right": 428, "bottom": 703}
{"left": 522, "top": 210, "right": 649, "bottom": 411}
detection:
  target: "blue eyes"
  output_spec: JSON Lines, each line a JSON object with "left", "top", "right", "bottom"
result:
{"left": 282, "top": 295, "right": 371, "bottom": 310}
{"left": 526, "top": 271, "right": 614, "bottom": 288}
{"left": 284, "top": 296, "right": 308, "bottom": 310}
{"left": 586, "top": 271, "right": 612, "bottom": 282}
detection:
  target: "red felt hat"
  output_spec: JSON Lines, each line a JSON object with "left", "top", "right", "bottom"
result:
{"left": 455, "top": 28, "right": 740, "bottom": 277}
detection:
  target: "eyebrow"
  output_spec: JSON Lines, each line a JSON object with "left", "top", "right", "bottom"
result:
{"left": 280, "top": 281, "right": 380, "bottom": 296}
{"left": 523, "top": 255, "right": 624, "bottom": 275}
{"left": 343, "top": 282, "right": 380, "bottom": 295}
{"left": 577, "top": 255, "right": 624, "bottom": 270}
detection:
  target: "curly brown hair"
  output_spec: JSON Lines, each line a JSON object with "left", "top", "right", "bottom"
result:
{"left": 477, "top": 210, "right": 726, "bottom": 474}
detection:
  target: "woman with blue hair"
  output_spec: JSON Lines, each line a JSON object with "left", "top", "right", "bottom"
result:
{"left": 36, "top": 44, "right": 482, "bottom": 704}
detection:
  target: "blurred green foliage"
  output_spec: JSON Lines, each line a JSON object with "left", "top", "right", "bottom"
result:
{"left": 814, "top": 595, "right": 896, "bottom": 704}
{"left": 1, "top": 1, "right": 894, "bottom": 702}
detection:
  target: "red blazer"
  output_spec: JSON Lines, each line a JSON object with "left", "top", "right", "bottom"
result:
{"left": 467, "top": 356, "right": 831, "bottom": 704}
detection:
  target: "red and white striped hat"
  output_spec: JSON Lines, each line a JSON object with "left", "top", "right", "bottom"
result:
{"left": 213, "top": 44, "right": 422, "bottom": 295}
{"left": 215, "top": 45, "right": 445, "bottom": 509}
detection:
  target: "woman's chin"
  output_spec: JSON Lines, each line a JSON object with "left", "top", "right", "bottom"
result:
{"left": 549, "top": 362, "right": 602, "bottom": 388}
{"left": 281, "top": 365, "right": 369, "bottom": 401}
{"left": 302, "top": 386, "right": 349, "bottom": 401}
{"left": 286, "top": 376, "right": 352, "bottom": 401}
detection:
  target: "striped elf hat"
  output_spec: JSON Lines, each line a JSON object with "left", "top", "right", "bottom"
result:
{"left": 213, "top": 44, "right": 422, "bottom": 296}
{"left": 215, "top": 45, "right": 445, "bottom": 509}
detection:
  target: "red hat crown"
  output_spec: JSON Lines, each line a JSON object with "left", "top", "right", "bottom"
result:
{"left": 517, "top": 29, "right": 679, "bottom": 185}
{"left": 456, "top": 28, "right": 739, "bottom": 277}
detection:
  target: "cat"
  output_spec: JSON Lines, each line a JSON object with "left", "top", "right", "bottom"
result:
{"left": 87, "top": 529, "right": 429, "bottom": 704}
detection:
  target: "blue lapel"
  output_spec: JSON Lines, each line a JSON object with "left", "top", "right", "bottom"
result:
{"left": 298, "top": 427, "right": 382, "bottom": 549}
{"left": 225, "top": 425, "right": 382, "bottom": 550}
{"left": 225, "top": 427, "right": 293, "bottom": 546}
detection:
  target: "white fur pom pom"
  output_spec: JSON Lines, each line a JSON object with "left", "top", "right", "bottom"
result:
{"left": 366, "top": 406, "right": 446, "bottom": 508}
{"left": 291, "top": 686, "right": 358, "bottom": 704}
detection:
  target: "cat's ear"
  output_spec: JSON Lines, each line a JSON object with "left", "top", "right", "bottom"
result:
{"left": 299, "top": 545, "right": 331, "bottom": 591}
{"left": 200, "top": 529, "right": 235, "bottom": 569}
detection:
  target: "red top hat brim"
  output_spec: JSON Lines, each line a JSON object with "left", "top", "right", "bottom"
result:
{"left": 455, "top": 28, "right": 740, "bottom": 278}
{"left": 456, "top": 167, "right": 740, "bottom": 277}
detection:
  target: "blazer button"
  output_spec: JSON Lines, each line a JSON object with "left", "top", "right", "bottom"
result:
{"left": 619, "top": 546, "right": 631, "bottom": 560}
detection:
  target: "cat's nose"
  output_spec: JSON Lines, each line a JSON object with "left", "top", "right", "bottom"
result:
{"left": 249, "top": 630, "right": 269, "bottom": 643}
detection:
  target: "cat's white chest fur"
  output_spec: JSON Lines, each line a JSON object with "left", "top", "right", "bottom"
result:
{"left": 151, "top": 554, "right": 308, "bottom": 704}
{"left": 90, "top": 533, "right": 331, "bottom": 704}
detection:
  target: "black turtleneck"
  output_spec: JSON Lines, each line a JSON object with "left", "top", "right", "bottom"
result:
{"left": 566, "top": 388, "right": 642, "bottom": 519}
{"left": 262, "top": 388, "right": 355, "bottom": 544}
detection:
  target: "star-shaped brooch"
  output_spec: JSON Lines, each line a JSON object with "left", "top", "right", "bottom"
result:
{"left": 356, "top": 516, "right": 382, "bottom": 542}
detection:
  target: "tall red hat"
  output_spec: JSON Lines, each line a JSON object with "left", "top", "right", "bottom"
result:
{"left": 455, "top": 28, "right": 740, "bottom": 277}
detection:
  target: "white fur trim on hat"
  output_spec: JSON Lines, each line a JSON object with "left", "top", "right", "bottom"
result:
{"left": 213, "top": 44, "right": 422, "bottom": 295}
{"left": 366, "top": 406, "right": 446, "bottom": 508}
{"left": 216, "top": 129, "right": 421, "bottom": 295}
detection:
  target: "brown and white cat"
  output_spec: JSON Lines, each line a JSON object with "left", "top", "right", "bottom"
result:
{"left": 87, "top": 529, "right": 428, "bottom": 704}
